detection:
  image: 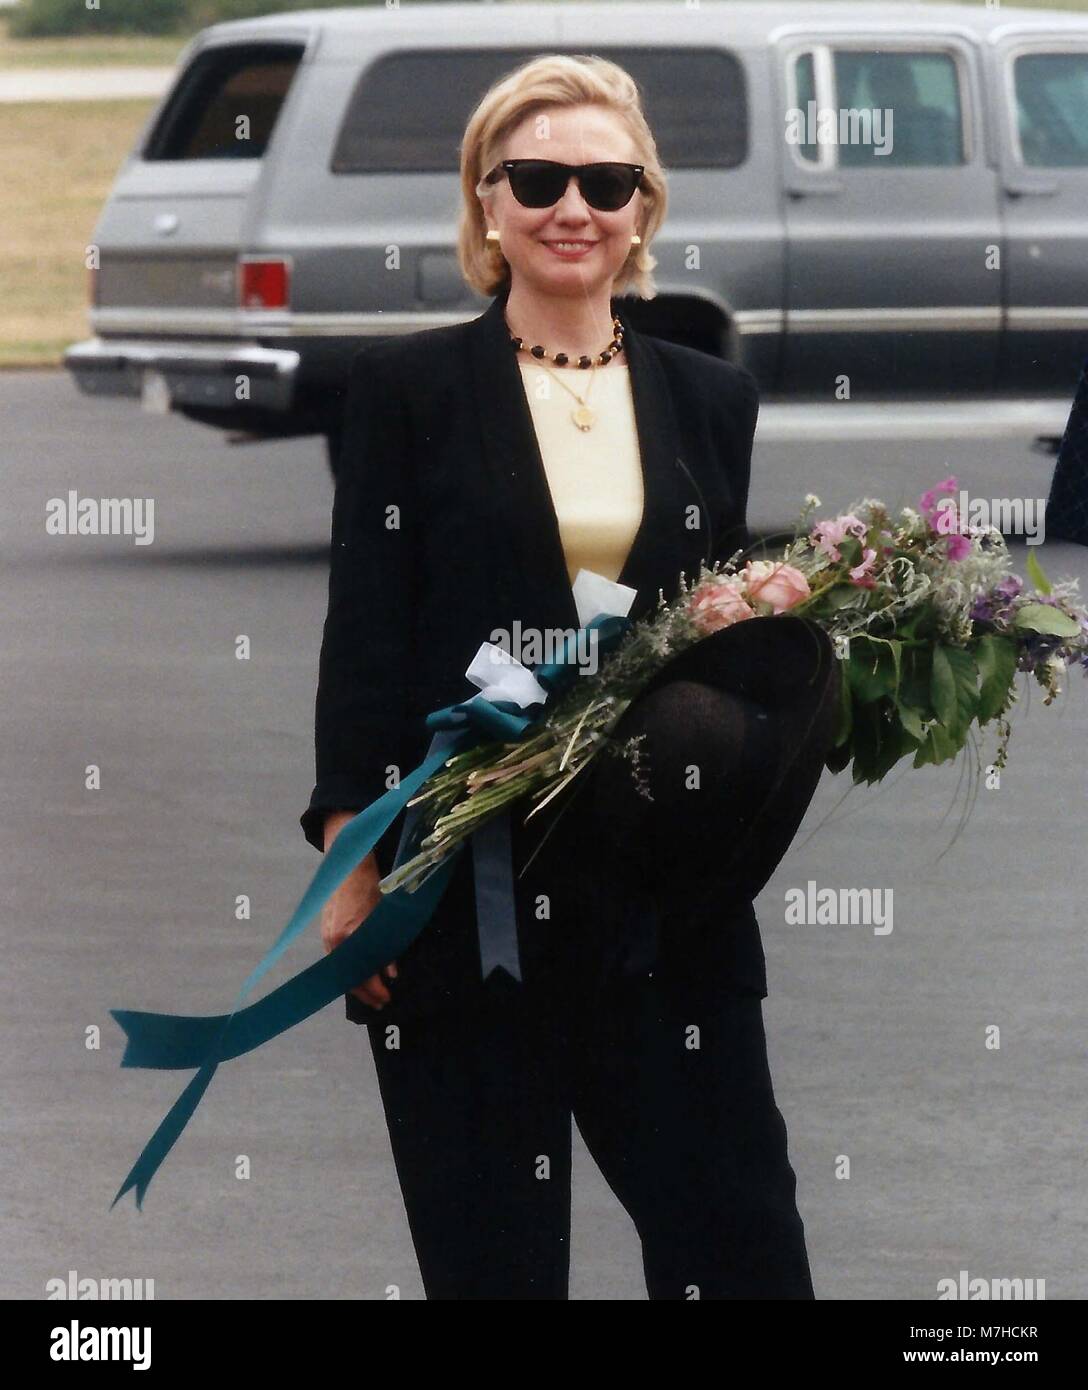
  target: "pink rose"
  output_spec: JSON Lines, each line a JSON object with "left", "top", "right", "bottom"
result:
{"left": 688, "top": 577, "right": 756, "bottom": 634}
{"left": 741, "top": 560, "right": 811, "bottom": 614}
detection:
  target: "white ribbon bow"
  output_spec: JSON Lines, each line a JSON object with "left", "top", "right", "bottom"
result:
{"left": 463, "top": 568, "right": 638, "bottom": 709}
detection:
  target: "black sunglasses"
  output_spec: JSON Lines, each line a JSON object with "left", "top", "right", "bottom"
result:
{"left": 482, "top": 159, "right": 646, "bottom": 211}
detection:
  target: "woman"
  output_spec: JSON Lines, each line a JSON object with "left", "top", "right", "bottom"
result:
{"left": 302, "top": 54, "right": 815, "bottom": 1299}
{"left": 1044, "top": 352, "right": 1088, "bottom": 546}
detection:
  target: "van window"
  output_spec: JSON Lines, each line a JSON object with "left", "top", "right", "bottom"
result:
{"left": 834, "top": 50, "right": 964, "bottom": 167}
{"left": 144, "top": 43, "right": 305, "bottom": 160}
{"left": 331, "top": 47, "right": 747, "bottom": 172}
{"left": 792, "top": 52, "right": 819, "bottom": 163}
{"left": 1014, "top": 52, "right": 1088, "bottom": 167}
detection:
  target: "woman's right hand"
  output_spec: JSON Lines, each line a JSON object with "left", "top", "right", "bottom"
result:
{"left": 319, "top": 811, "right": 398, "bottom": 1009}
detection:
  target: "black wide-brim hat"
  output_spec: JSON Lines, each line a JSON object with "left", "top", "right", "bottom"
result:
{"left": 571, "top": 613, "right": 841, "bottom": 907}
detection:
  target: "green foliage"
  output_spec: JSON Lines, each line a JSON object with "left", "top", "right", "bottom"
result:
{"left": 1011, "top": 602, "right": 1083, "bottom": 637}
{"left": 911, "top": 719, "right": 962, "bottom": 769}
{"left": 829, "top": 624, "right": 1022, "bottom": 782}
{"left": 849, "top": 699, "right": 923, "bottom": 783}
{"left": 836, "top": 636, "right": 918, "bottom": 782}
{"left": 10, "top": 0, "right": 191, "bottom": 37}
{"left": 1025, "top": 548, "right": 1052, "bottom": 595}
{"left": 819, "top": 583, "right": 867, "bottom": 613}
{"left": 185, "top": 0, "right": 331, "bottom": 26}
{"left": 10, "top": 0, "right": 375, "bottom": 39}
{"left": 846, "top": 634, "right": 901, "bottom": 703}
{"left": 830, "top": 659, "right": 852, "bottom": 751}
{"left": 975, "top": 634, "right": 1019, "bottom": 724}
{"left": 930, "top": 644, "right": 978, "bottom": 739}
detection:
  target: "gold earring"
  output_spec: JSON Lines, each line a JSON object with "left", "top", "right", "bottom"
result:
{"left": 485, "top": 229, "right": 501, "bottom": 244}
{"left": 630, "top": 234, "right": 641, "bottom": 246}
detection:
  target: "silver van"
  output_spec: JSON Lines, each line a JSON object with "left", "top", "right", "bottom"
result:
{"left": 65, "top": 1, "right": 1088, "bottom": 473}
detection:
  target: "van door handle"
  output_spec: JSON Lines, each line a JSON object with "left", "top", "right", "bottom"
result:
{"left": 1004, "top": 177, "right": 1059, "bottom": 197}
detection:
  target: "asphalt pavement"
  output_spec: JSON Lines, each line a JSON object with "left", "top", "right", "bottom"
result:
{"left": 3, "top": 368, "right": 1085, "bottom": 1299}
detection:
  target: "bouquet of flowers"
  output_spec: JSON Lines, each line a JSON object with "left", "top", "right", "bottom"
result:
{"left": 381, "top": 476, "right": 1088, "bottom": 896}
{"left": 108, "top": 475, "right": 1088, "bottom": 1209}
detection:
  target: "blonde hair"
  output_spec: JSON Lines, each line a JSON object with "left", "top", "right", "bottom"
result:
{"left": 458, "top": 53, "right": 668, "bottom": 300}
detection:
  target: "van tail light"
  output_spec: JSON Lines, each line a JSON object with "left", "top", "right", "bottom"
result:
{"left": 238, "top": 257, "right": 290, "bottom": 310}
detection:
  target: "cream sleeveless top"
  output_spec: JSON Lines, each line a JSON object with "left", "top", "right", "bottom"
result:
{"left": 517, "top": 361, "right": 644, "bottom": 586}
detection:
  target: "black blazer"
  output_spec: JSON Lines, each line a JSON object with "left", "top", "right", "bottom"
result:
{"left": 301, "top": 288, "right": 769, "bottom": 1023}
{"left": 1045, "top": 354, "right": 1088, "bottom": 545}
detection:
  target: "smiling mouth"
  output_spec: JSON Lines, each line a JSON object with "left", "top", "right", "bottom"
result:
{"left": 541, "top": 240, "right": 598, "bottom": 250}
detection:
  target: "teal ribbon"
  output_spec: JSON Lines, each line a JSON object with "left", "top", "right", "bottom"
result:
{"left": 390, "top": 729, "right": 523, "bottom": 982}
{"left": 109, "top": 612, "right": 629, "bottom": 1209}
{"left": 470, "top": 808, "right": 521, "bottom": 980}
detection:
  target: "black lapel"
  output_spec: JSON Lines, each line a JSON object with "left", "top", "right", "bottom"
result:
{"left": 612, "top": 299, "right": 694, "bottom": 620}
{"left": 467, "top": 290, "right": 690, "bottom": 633}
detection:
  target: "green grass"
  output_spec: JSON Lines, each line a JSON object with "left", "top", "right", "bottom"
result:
{"left": 0, "top": 15, "right": 193, "bottom": 68}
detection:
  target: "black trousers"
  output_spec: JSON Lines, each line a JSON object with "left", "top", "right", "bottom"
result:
{"left": 365, "top": 966, "right": 815, "bottom": 1300}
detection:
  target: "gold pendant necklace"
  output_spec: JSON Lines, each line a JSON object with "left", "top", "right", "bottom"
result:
{"left": 540, "top": 362, "right": 600, "bottom": 431}
{"left": 507, "top": 311, "right": 624, "bottom": 430}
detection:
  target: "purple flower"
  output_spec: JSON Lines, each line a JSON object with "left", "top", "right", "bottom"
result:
{"left": 994, "top": 576, "right": 1023, "bottom": 601}
{"left": 972, "top": 574, "right": 1027, "bottom": 626}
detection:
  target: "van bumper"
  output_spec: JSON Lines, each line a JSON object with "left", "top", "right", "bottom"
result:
{"left": 63, "top": 337, "right": 300, "bottom": 413}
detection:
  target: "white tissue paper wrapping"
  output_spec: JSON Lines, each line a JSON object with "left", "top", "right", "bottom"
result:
{"left": 463, "top": 568, "right": 638, "bottom": 710}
